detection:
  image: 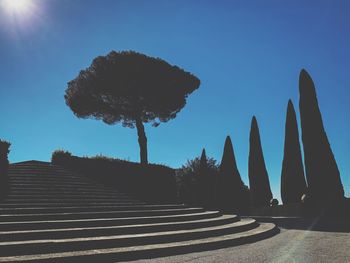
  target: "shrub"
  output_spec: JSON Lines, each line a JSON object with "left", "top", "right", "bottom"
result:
{"left": 51, "top": 150, "right": 72, "bottom": 165}
{"left": 51, "top": 151, "right": 177, "bottom": 203}
{"left": 176, "top": 153, "right": 219, "bottom": 206}
{"left": 0, "top": 140, "right": 10, "bottom": 200}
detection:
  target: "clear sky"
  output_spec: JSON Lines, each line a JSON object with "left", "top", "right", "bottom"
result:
{"left": 0, "top": 0, "right": 349, "bottom": 200}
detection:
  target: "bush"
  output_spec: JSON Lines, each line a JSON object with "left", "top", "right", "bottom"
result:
{"left": 51, "top": 150, "right": 72, "bottom": 164}
{"left": 51, "top": 151, "right": 178, "bottom": 203}
{"left": 0, "top": 140, "right": 10, "bottom": 200}
{"left": 176, "top": 154, "right": 219, "bottom": 206}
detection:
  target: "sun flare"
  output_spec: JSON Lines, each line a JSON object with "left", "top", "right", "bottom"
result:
{"left": 2, "top": 0, "right": 34, "bottom": 15}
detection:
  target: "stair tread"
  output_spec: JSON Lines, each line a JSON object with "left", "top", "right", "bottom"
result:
{"left": 0, "top": 223, "right": 277, "bottom": 262}
{"left": 0, "top": 204, "right": 185, "bottom": 213}
{"left": 0, "top": 207, "right": 203, "bottom": 220}
{"left": 0, "top": 211, "right": 219, "bottom": 226}
{"left": 0, "top": 214, "right": 239, "bottom": 236}
{"left": 0, "top": 218, "right": 254, "bottom": 246}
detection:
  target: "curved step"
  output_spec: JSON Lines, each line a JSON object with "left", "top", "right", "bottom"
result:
{"left": 9, "top": 189, "right": 125, "bottom": 195}
{"left": 0, "top": 202, "right": 147, "bottom": 208}
{"left": 10, "top": 185, "right": 108, "bottom": 189}
{"left": 2, "top": 198, "right": 139, "bottom": 203}
{"left": 0, "top": 223, "right": 278, "bottom": 262}
{"left": 0, "top": 218, "right": 258, "bottom": 256}
{"left": 0, "top": 207, "right": 205, "bottom": 222}
{"left": 8, "top": 172, "right": 83, "bottom": 177}
{"left": 0, "top": 211, "right": 221, "bottom": 231}
{"left": 6, "top": 193, "right": 130, "bottom": 200}
{"left": 0, "top": 204, "right": 187, "bottom": 214}
{"left": 8, "top": 179, "right": 94, "bottom": 185}
{"left": 0, "top": 215, "right": 242, "bottom": 242}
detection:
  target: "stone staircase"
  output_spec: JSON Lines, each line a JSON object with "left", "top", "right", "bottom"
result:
{"left": 0, "top": 161, "right": 278, "bottom": 262}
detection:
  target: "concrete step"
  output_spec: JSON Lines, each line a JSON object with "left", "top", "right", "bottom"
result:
{"left": 10, "top": 190, "right": 123, "bottom": 196}
{"left": 8, "top": 177, "right": 90, "bottom": 183}
{"left": 0, "top": 204, "right": 187, "bottom": 214}
{"left": 6, "top": 193, "right": 131, "bottom": 199}
{"left": 4, "top": 196, "right": 138, "bottom": 202}
{"left": 8, "top": 170, "right": 80, "bottom": 176}
{"left": 9, "top": 170, "right": 80, "bottom": 175}
{"left": 5, "top": 196, "right": 135, "bottom": 202}
{"left": 0, "top": 211, "right": 221, "bottom": 231}
{"left": 9, "top": 182, "right": 102, "bottom": 188}
{"left": 0, "top": 200, "right": 144, "bottom": 205}
{"left": 8, "top": 187, "right": 112, "bottom": 193}
{"left": 0, "top": 215, "right": 242, "bottom": 242}
{"left": 0, "top": 223, "right": 278, "bottom": 262}
{"left": 10, "top": 163, "right": 70, "bottom": 171}
{"left": 0, "top": 207, "right": 205, "bottom": 222}
{"left": 0, "top": 202, "right": 147, "bottom": 208}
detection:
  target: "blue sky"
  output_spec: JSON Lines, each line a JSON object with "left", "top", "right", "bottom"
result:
{"left": 0, "top": 0, "right": 349, "bottom": 200}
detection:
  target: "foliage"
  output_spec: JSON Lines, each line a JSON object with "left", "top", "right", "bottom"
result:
{"left": 176, "top": 153, "right": 219, "bottom": 205}
{"left": 0, "top": 140, "right": 10, "bottom": 157}
{"left": 299, "top": 69, "right": 344, "bottom": 205}
{"left": 65, "top": 50, "right": 200, "bottom": 164}
{"left": 51, "top": 151, "right": 177, "bottom": 203}
{"left": 217, "top": 136, "right": 250, "bottom": 213}
{"left": 0, "top": 140, "right": 10, "bottom": 200}
{"left": 281, "top": 100, "right": 307, "bottom": 204}
{"left": 248, "top": 116, "right": 273, "bottom": 207}
{"left": 51, "top": 150, "right": 72, "bottom": 165}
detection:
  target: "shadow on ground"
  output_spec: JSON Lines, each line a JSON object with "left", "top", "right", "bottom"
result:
{"left": 248, "top": 216, "right": 350, "bottom": 233}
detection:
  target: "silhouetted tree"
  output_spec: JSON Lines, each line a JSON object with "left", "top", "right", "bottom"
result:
{"left": 0, "top": 140, "right": 10, "bottom": 200}
{"left": 177, "top": 155, "right": 218, "bottom": 205}
{"left": 65, "top": 51, "right": 200, "bottom": 164}
{"left": 281, "top": 100, "right": 307, "bottom": 204}
{"left": 217, "top": 136, "right": 249, "bottom": 212}
{"left": 299, "top": 69, "right": 344, "bottom": 205}
{"left": 196, "top": 149, "right": 216, "bottom": 208}
{"left": 248, "top": 117, "right": 273, "bottom": 207}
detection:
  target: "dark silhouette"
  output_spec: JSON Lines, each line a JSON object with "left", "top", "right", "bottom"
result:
{"left": 248, "top": 117, "right": 273, "bottom": 207}
{"left": 281, "top": 100, "right": 307, "bottom": 204}
{"left": 217, "top": 136, "right": 249, "bottom": 213}
{"left": 177, "top": 154, "right": 219, "bottom": 206}
{"left": 0, "top": 140, "right": 10, "bottom": 200}
{"left": 197, "top": 149, "right": 217, "bottom": 209}
{"left": 51, "top": 151, "right": 178, "bottom": 203}
{"left": 299, "top": 69, "right": 344, "bottom": 205}
{"left": 196, "top": 149, "right": 215, "bottom": 208}
{"left": 65, "top": 51, "right": 200, "bottom": 164}
{"left": 1, "top": 161, "right": 278, "bottom": 261}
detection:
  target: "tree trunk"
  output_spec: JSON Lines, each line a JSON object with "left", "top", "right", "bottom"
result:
{"left": 136, "top": 118, "right": 148, "bottom": 165}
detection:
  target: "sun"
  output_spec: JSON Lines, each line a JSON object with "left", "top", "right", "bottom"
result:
{"left": 2, "top": 0, "right": 34, "bottom": 15}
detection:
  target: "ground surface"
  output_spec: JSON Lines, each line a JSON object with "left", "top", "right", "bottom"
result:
{"left": 133, "top": 218, "right": 350, "bottom": 263}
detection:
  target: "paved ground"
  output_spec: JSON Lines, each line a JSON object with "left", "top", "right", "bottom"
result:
{"left": 132, "top": 218, "right": 350, "bottom": 263}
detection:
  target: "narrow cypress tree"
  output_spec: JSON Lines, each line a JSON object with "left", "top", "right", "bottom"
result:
{"left": 299, "top": 69, "right": 344, "bottom": 205}
{"left": 281, "top": 100, "right": 307, "bottom": 204}
{"left": 217, "top": 136, "right": 248, "bottom": 212}
{"left": 248, "top": 117, "right": 273, "bottom": 207}
{"left": 196, "top": 149, "right": 210, "bottom": 206}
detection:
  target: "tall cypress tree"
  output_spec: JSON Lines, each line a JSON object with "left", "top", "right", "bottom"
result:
{"left": 217, "top": 136, "right": 248, "bottom": 212}
{"left": 281, "top": 100, "right": 307, "bottom": 204}
{"left": 196, "top": 149, "right": 211, "bottom": 207}
{"left": 299, "top": 69, "right": 344, "bottom": 204}
{"left": 248, "top": 117, "right": 273, "bottom": 207}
